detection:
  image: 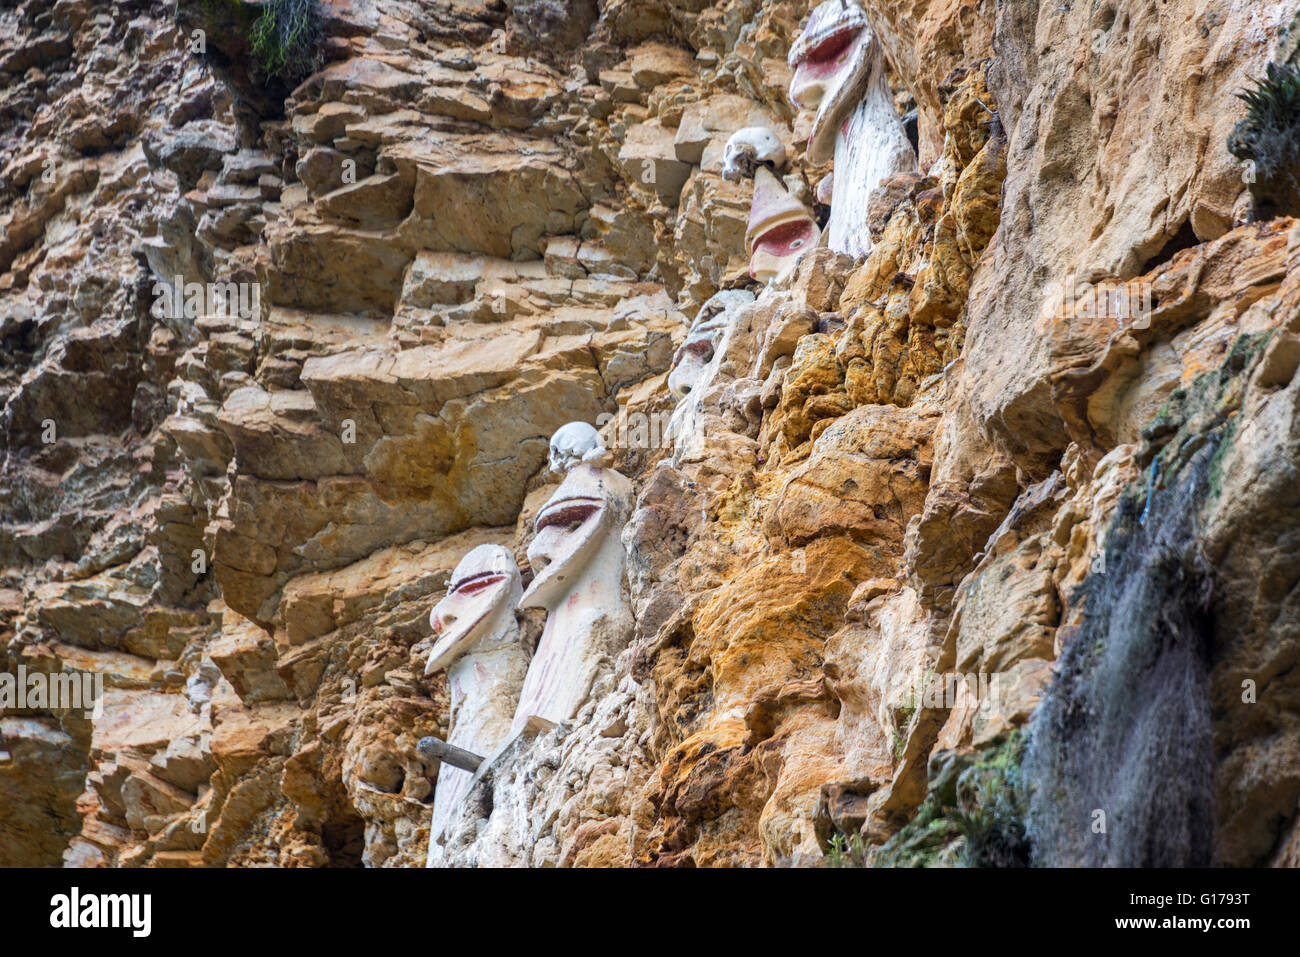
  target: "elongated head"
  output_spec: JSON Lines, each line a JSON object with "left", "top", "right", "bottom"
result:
{"left": 788, "top": 0, "right": 877, "bottom": 164}
{"left": 745, "top": 166, "right": 821, "bottom": 283}
{"left": 523, "top": 464, "right": 631, "bottom": 611}
{"left": 426, "top": 545, "right": 522, "bottom": 674}
{"left": 668, "top": 289, "right": 755, "bottom": 400}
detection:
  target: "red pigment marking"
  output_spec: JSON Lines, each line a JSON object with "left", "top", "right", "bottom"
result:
{"left": 537, "top": 500, "right": 601, "bottom": 532}
{"left": 452, "top": 572, "right": 505, "bottom": 596}
{"left": 684, "top": 338, "right": 715, "bottom": 359}
{"left": 754, "top": 219, "right": 816, "bottom": 258}
{"left": 805, "top": 26, "right": 856, "bottom": 66}
{"left": 536, "top": 619, "right": 556, "bottom": 652}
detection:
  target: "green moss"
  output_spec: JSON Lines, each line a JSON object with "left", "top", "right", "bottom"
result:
{"left": 1279, "top": 9, "right": 1300, "bottom": 70}
{"left": 869, "top": 731, "right": 1030, "bottom": 868}
{"left": 1196, "top": 332, "right": 1269, "bottom": 498}
{"left": 872, "top": 811, "right": 963, "bottom": 869}
{"left": 1206, "top": 419, "right": 1237, "bottom": 499}
{"left": 946, "top": 732, "right": 1030, "bottom": 867}
{"left": 178, "top": 0, "right": 322, "bottom": 85}
{"left": 1136, "top": 330, "right": 1273, "bottom": 503}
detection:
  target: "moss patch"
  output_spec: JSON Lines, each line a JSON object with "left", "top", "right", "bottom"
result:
{"left": 1138, "top": 329, "right": 1271, "bottom": 504}
{"left": 179, "top": 0, "right": 322, "bottom": 86}
{"left": 868, "top": 731, "right": 1029, "bottom": 868}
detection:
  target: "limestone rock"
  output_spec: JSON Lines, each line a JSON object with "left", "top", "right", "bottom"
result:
{"left": 2, "top": 0, "right": 1299, "bottom": 873}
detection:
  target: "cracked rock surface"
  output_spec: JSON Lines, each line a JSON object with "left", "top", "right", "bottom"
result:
{"left": 2, "top": 0, "right": 1300, "bottom": 867}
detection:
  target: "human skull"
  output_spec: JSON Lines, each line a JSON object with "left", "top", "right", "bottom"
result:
{"left": 722, "top": 127, "right": 789, "bottom": 183}
{"left": 548, "top": 421, "right": 606, "bottom": 475}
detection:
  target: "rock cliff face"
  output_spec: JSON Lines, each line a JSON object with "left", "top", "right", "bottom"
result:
{"left": 2, "top": 0, "right": 1299, "bottom": 867}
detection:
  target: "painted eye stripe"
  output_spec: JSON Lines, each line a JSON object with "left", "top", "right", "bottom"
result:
{"left": 451, "top": 573, "right": 505, "bottom": 595}
{"left": 803, "top": 26, "right": 857, "bottom": 66}
{"left": 537, "top": 504, "right": 601, "bottom": 531}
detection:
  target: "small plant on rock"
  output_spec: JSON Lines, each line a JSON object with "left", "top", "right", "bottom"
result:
{"left": 249, "top": 0, "right": 323, "bottom": 84}
{"left": 824, "top": 832, "right": 871, "bottom": 868}
{"left": 947, "top": 757, "right": 1030, "bottom": 868}
{"left": 1228, "top": 62, "right": 1300, "bottom": 218}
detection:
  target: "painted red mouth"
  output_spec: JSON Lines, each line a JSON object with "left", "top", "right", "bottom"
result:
{"left": 684, "top": 338, "right": 716, "bottom": 360}
{"left": 790, "top": 22, "right": 862, "bottom": 112}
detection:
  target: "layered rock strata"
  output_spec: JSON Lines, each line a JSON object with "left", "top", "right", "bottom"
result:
{"left": 1, "top": 0, "right": 1298, "bottom": 869}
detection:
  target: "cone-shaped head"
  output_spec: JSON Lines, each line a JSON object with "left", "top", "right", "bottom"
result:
{"left": 745, "top": 167, "right": 820, "bottom": 283}
{"left": 426, "top": 544, "right": 522, "bottom": 674}
{"left": 788, "top": 0, "right": 876, "bottom": 164}
{"left": 522, "top": 464, "right": 631, "bottom": 612}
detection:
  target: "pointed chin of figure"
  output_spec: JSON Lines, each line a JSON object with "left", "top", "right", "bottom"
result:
{"left": 746, "top": 167, "right": 819, "bottom": 283}
{"left": 522, "top": 496, "right": 609, "bottom": 611}
{"left": 426, "top": 579, "right": 505, "bottom": 674}
{"left": 425, "top": 544, "right": 522, "bottom": 675}
{"left": 668, "top": 331, "right": 720, "bottom": 399}
{"left": 668, "top": 352, "right": 707, "bottom": 400}
{"left": 788, "top": 0, "right": 874, "bottom": 164}
{"left": 788, "top": 25, "right": 857, "bottom": 109}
